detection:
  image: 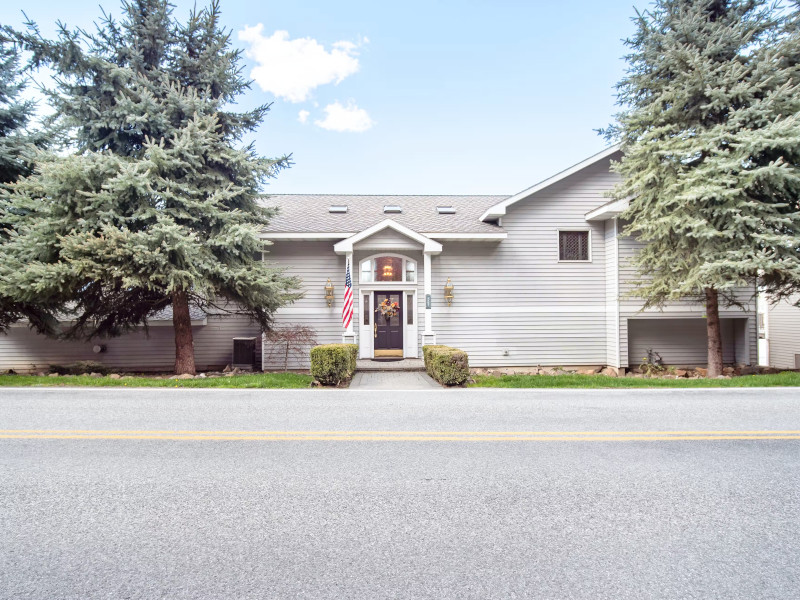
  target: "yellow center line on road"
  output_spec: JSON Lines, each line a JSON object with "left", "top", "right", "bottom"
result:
{"left": 0, "top": 430, "right": 799, "bottom": 441}
{"left": 3, "top": 429, "right": 800, "bottom": 435}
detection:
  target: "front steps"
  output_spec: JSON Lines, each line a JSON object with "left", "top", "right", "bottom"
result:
{"left": 355, "top": 358, "right": 425, "bottom": 372}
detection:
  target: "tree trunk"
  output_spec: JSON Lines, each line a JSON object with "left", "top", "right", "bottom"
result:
{"left": 705, "top": 287, "right": 723, "bottom": 378}
{"left": 172, "top": 289, "right": 196, "bottom": 375}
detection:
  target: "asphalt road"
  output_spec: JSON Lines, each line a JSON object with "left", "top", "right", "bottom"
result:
{"left": 1, "top": 387, "right": 799, "bottom": 599}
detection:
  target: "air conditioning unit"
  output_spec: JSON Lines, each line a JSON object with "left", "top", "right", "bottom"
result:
{"left": 232, "top": 337, "right": 257, "bottom": 370}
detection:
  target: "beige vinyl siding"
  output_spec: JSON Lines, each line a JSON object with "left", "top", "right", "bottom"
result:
{"left": 429, "top": 158, "right": 616, "bottom": 366}
{"left": 261, "top": 241, "right": 345, "bottom": 370}
{"left": 0, "top": 314, "right": 261, "bottom": 373}
{"left": 767, "top": 295, "right": 800, "bottom": 369}
{"left": 353, "top": 228, "right": 423, "bottom": 251}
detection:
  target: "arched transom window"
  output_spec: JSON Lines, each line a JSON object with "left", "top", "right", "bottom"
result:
{"left": 360, "top": 256, "right": 416, "bottom": 283}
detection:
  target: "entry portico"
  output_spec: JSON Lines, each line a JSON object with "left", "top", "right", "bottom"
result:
{"left": 333, "top": 219, "right": 442, "bottom": 359}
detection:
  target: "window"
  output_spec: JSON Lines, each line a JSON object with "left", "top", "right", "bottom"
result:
{"left": 407, "top": 294, "right": 414, "bottom": 324}
{"left": 363, "top": 295, "right": 370, "bottom": 325}
{"left": 405, "top": 261, "right": 416, "bottom": 282}
{"left": 559, "top": 231, "right": 590, "bottom": 261}
{"left": 361, "top": 260, "right": 373, "bottom": 283}
{"left": 359, "top": 256, "right": 417, "bottom": 283}
{"left": 375, "top": 256, "right": 402, "bottom": 281}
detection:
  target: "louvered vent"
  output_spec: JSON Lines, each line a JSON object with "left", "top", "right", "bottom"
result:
{"left": 232, "top": 337, "right": 257, "bottom": 370}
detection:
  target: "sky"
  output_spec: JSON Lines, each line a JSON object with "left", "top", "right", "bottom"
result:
{"left": 1, "top": 0, "right": 641, "bottom": 195}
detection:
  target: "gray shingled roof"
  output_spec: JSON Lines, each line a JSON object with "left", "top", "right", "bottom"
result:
{"left": 149, "top": 305, "right": 207, "bottom": 322}
{"left": 260, "top": 194, "right": 509, "bottom": 234}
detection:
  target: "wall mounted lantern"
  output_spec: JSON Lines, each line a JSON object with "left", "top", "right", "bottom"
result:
{"left": 444, "top": 278, "right": 454, "bottom": 306}
{"left": 324, "top": 278, "right": 335, "bottom": 307}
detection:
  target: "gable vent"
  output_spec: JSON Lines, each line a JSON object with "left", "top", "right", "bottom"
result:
{"left": 437, "top": 206, "right": 455, "bottom": 214}
{"left": 383, "top": 205, "right": 402, "bottom": 214}
{"left": 329, "top": 205, "right": 348, "bottom": 213}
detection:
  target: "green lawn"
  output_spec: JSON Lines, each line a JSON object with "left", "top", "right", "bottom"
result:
{"left": 469, "top": 372, "right": 800, "bottom": 388}
{"left": 0, "top": 372, "right": 314, "bottom": 389}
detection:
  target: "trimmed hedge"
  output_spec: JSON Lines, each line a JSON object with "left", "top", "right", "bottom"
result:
{"left": 423, "top": 344, "right": 470, "bottom": 386}
{"left": 310, "top": 344, "right": 359, "bottom": 386}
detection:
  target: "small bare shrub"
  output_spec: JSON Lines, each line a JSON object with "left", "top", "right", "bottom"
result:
{"left": 264, "top": 325, "right": 318, "bottom": 371}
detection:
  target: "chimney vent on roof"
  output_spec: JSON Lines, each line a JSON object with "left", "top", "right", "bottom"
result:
{"left": 437, "top": 206, "right": 455, "bottom": 214}
{"left": 329, "top": 205, "right": 348, "bottom": 213}
{"left": 383, "top": 205, "right": 402, "bottom": 214}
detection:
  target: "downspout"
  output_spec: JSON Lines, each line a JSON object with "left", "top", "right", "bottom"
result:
{"left": 614, "top": 218, "right": 621, "bottom": 369}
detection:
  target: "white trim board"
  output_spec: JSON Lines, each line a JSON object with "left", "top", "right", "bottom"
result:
{"left": 8, "top": 319, "right": 208, "bottom": 328}
{"left": 432, "top": 305, "right": 606, "bottom": 314}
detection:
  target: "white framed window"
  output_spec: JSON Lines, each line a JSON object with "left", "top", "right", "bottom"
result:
{"left": 359, "top": 256, "right": 417, "bottom": 283}
{"left": 557, "top": 229, "right": 591, "bottom": 262}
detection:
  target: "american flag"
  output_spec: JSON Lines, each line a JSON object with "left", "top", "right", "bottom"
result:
{"left": 342, "top": 260, "right": 353, "bottom": 328}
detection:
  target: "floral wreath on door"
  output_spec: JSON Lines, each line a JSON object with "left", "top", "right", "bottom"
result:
{"left": 375, "top": 298, "right": 400, "bottom": 322}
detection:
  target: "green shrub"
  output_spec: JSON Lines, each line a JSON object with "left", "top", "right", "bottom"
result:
{"left": 310, "top": 344, "right": 358, "bottom": 386}
{"left": 49, "top": 361, "right": 110, "bottom": 375}
{"left": 422, "top": 345, "right": 470, "bottom": 386}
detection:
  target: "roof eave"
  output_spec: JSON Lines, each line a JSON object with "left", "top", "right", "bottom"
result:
{"left": 260, "top": 232, "right": 355, "bottom": 241}
{"left": 426, "top": 232, "right": 507, "bottom": 241}
{"left": 261, "top": 231, "right": 506, "bottom": 242}
{"left": 585, "top": 198, "right": 630, "bottom": 222}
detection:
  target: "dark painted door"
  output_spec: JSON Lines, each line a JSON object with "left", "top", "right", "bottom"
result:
{"left": 374, "top": 291, "right": 403, "bottom": 351}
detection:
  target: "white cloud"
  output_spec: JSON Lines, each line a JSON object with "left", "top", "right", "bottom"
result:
{"left": 298, "top": 110, "right": 310, "bottom": 124}
{"left": 238, "top": 25, "right": 363, "bottom": 103}
{"left": 314, "top": 101, "right": 374, "bottom": 133}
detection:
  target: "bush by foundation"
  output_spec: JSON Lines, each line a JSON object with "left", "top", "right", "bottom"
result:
{"left": 310, "top": 344, "right": 358, "bottom": 386}
{"left": 423, "top": 345, "right": 470, "bottom": 386}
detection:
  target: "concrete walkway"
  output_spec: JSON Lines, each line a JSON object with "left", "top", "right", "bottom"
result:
{"left": 349, "top": 370, "right": 441, "bottom": 389}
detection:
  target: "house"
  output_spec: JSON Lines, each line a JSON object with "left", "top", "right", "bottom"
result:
{"left": 0, "top": 146, "right": 758, "bottom": 373}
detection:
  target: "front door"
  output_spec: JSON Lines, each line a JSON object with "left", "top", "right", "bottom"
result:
{"left": 374, "top": 291, "right": 403, "bottom": 357}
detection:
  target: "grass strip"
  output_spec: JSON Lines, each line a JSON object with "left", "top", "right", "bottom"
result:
{"left": 0, "top": 373, "right": 314, "bottom": 389}
{"left": 469, "top": 372, "right": 800, "bottom": 388}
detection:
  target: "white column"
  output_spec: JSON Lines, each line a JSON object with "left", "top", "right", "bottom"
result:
{"left": 342, "top": 252, "right": 356, "bottom": 344}
{"left": 423, "top": 252, "right": 436, "bottom": 345}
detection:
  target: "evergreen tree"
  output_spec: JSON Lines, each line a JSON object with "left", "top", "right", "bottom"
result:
{"left": 605, "top": 0, "right": 800, "bottom": 376}
{"left": 0, "top": 36, "right": 53, "bottom": 333}
{"left": 0, "top": 0, "right": 299, "bottom": 373}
